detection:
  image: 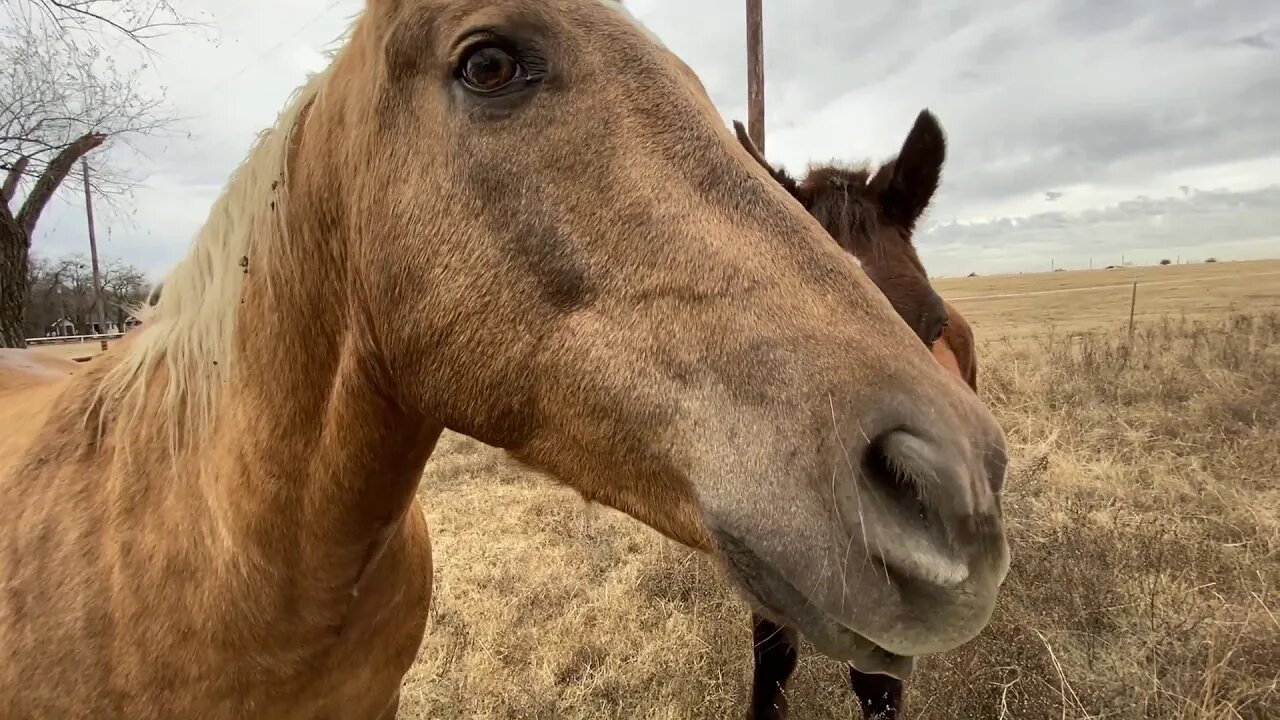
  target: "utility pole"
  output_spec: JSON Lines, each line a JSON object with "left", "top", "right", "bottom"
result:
{"left": 745, "top": 0, "right": 765, "bottom": 153}
{"left": 82, "top": 158, "right": 107, "bottom": 352}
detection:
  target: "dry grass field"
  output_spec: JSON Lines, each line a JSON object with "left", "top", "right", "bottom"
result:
{"left": 933, "top": 258, "right": 1280, "bottom": 340}
{"left": 393, "top": 260, "right": 1280, "bottom": 719}
{"left": 27, "top": 339, "right": 107, "bottom": 361}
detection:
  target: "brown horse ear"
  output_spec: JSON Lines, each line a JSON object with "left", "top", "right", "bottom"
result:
{"left": 732, "top": 120, "right": 771, "bottom": 172}
{"left": 731, "top": 120, "right": 804, "bottom": 202}
{"left": 875, "top": 109, "right": 946, "bottom": 230}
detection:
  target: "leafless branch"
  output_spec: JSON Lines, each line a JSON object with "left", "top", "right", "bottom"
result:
{"left": 16, "top": 131, "right": 104, "bottom": 235}
{"left": 0, "top": 10, "right": 181, "bottom": 234}
{"left": 5, "top": 1, "right": 207, "bottom": 50}
{"left": 2, "top": 156, "right": 29, "bottom": 204}
{"left": 0, "top": 0, "right": 198, "bottom": 345}
{"left": 0, "top": 187, "right": 19, "bottom": 237}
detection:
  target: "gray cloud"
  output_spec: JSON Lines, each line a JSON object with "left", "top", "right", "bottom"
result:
{"left": 29, "top": 0, "right": 1280, "bottom": 278}
{"left": 1238, "top": 31, "right": 1278, "bottom": 50}
{"left": 920, "top": 185, "right": 1280, "bottom": 275}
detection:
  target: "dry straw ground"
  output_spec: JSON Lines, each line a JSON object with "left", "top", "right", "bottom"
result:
{"left": 388, "top": 260, "right": 1279, "bottom": 720}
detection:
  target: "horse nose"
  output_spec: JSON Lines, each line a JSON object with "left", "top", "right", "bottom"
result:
{"left": 918, "top": 291, "right": 949, "bottom": 347}
{"left": 839, "top": 389, "right": 1007, "bottom": 587}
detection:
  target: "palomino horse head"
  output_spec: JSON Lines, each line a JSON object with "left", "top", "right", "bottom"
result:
{"left": 10, "top": 2, "right": 1010, "bottom": 708}
{"left": 197, "top": 1, "right": 1000, "bottom": 670}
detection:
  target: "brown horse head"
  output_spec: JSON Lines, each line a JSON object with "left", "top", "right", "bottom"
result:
{"left": 737, "top": 109, "right": 989, "bottom": 720}
{"left": 734, "top": 110, "right": 978, "bottom": 391}
{"left": 934, "top": 301, "right": 978, "bottom": 390}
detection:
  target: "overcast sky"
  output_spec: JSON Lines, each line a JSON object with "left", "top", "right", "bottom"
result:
{"left": 30, "top": 0, "right": 1280, "bottom": 278}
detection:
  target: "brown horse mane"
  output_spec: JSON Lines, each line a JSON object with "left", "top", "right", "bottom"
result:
{"left": 731, "top": 116, "right": 944, "bottom": 289}
{"left": 731, "top": 121, "right": 916, "bottom": 266}
{"left": 796, "top": 164, "right": 882, "bottom": 259}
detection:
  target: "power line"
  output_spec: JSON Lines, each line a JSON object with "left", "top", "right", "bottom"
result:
{"left": 205, "top": 0, "right": 347, "bottom": 94}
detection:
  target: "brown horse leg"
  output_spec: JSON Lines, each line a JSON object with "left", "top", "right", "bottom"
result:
{"left": 848, "top": 667, "right": 903, "bottom": 719}
{"left": 748, "top": 612, "right": 800, "bottom": 720}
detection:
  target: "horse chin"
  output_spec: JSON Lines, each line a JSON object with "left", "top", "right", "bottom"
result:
{"left": 714, "top": 531, "right": 916, "bottom": 681}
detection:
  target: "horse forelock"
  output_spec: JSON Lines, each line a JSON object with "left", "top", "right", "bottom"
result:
{"left": 800, "top": 163, "right": 882, "bottom": 259}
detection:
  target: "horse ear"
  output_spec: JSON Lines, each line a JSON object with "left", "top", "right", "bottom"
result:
{"left": 732, "top": 120, "right": 778, "bottom": 178}
{"left": 877, "top": 109, "right": 946, "bottom": 229}
{"left": 731, "top": 120, "right": 804, "bottom": 202}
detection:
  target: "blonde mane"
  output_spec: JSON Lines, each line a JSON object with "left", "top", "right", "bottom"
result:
{"left": 91, "top": 65, "right": 335, "bottom": 450}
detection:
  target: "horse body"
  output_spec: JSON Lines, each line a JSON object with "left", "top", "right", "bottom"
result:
{"left": 1, "top": 334, "right": 432, "bottom": 719}
{"left": 0, "top": 3, "right": 1008, "bottom": 717}
{"left": 0, "top": 347, "right": 80, "bottom": 390}
{"left": 0, "top": 40, "right": 435, "bottom": 718}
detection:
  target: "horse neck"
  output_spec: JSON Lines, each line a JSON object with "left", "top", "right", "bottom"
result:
{"left": 148, "top": 67, "right": 441, "bottom": 586}
{"left": 202, "top": 195, "right": 441, "bottom": 573}
{"left": 940, "top": 304, "right": 978, "bottom": 392}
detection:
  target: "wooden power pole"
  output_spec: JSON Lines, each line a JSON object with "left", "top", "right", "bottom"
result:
{"left": 82, "top": 158, "right": 108, "bottom": 352}
{"left": 745, "top": 0, "right": 765, "bottom": 153}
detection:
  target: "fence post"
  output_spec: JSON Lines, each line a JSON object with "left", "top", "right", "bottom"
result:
{"left": 1125, "top": 281, "right": 1138, "bottom": 362}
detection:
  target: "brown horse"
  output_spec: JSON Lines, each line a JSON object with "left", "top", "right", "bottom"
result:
{"left": 734, "top": 110, "right": 982, "bottom": 720}
{"left": 0, "top": 3, "right": 1009, "bottom": 717}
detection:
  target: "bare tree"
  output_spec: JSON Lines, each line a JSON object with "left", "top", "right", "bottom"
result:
{"left": 23, "top": 252, "right": 60, "bottom": 334}
{"left": 100, "top": 256, "right": 149, "bottom": 326}
{"left": 24, "top": 250, "right": 150, "bottom": 336}
{"left": 15, "top": 1, "right": 192, "bottom": 45}
{"left": 0, "top": 0, "right": 198, "bottom": 347}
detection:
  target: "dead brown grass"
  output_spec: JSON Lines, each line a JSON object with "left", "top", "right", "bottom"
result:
{"left": 910, "top": 312, "right": 1280, "bottom": 719}
{"left": 935, "top": 258, "right": 1280, "bottom": 340}
{"left": 401, "top": 309, "right": 1280, "bottom": 719}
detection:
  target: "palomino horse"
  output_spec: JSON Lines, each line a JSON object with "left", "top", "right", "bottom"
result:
{"left": 0, "top": 2, "right": 1009, "bottom": 717}
{"left": 734, "top": 110, "right": 982, "bottom": 720}
{"left": 0, "top": 348, "right": 81, "bottom": 393}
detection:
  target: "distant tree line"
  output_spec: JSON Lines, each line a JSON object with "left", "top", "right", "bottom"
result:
{"left": 24, "top": 251, "right": 151, "bottom": 338}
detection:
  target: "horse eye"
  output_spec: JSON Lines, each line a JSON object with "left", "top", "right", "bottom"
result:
{"left": 459, "top": 45, "right": 521, "bottom": 93}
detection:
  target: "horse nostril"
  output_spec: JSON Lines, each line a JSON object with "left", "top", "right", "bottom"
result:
{"left": 862, "top": 431, "right": 933, "bottom": 527}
